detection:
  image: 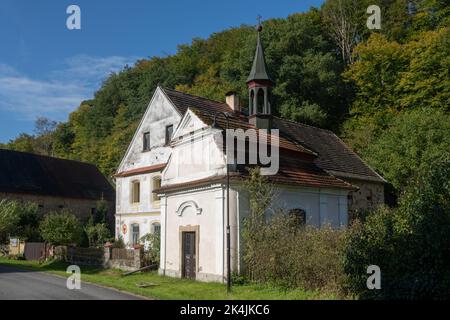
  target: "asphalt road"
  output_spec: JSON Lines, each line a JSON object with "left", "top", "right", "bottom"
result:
{"left": 0, "top": 265, "right": 144, "bottom": 300}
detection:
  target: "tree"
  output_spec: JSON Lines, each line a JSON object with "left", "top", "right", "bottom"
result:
{"left": 39, "top": 210, "right": 83, "bottom": 246}
{"left": 0, "top": 200, "right": 41, "bottom": 243}
{"left": 5, "top": 133, "right": 35, "bottom": 153}
{"left": 344, "top": 157, "right": 450, "bottom": 299}
{"left": 322, "top": 0, "right": 367, "bottom": 64}
{"left": 363, "top": 108, "right": 450, "bottom": 192}
{"left": 343, "top": 28, "right": 450, "bottom": 153}
{"left": 241, "top": 168, "right": 275, "bottom": 278}
{"left": 34, "top": 117, "right": 58, "bottom": 156}
{"left": 85, "top": 217, "right": 111, "bottom": 248}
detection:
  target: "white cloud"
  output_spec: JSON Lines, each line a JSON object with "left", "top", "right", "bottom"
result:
{"left": 0, "top": 55, "right": 138, "bottom": 122}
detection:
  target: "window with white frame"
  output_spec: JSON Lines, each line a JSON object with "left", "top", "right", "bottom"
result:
{"left": 152, "top": 222, "right": 161, "bottom": 236}
{"left": 165, "top": 124, "right": 174, "bottom": 145}
{"left": 151, "top": 176, "right": 161, "bottom": 206}
{"left": 143, "top": 132, "right": 150, "bottom": 151}
{"left": 131, "top": 180, "right": 140, "bottom": 204}
{"left": 131, "top": 223, "right": 140, "bottom": 246}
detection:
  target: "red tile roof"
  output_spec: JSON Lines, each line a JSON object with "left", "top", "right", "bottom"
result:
{"left": 162, "top": 87, "right": 232, "bottom": 115}
{"left": 115, "top": 163, "right": 166, "bottom": 178}
{"left": 147, "top": 88, "right": 384, "bottom": 191}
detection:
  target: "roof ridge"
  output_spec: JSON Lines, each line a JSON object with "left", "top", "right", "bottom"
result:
{"left": 161, "top": 86, "right": 230, "bottom": 107}
{"left": 0, "top": 148, "right": 97, "bottom": 168}
{"left": 273, "top": 116, "right": 335, "bottom": 135}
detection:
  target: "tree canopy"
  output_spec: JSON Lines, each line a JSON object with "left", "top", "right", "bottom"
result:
{"left": 2, "top": 1, "right": 448, "bottom": 199}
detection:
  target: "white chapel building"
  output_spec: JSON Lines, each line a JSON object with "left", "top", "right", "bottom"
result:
{"left": 114, "top": 26, "right": 385, "bottom": 282}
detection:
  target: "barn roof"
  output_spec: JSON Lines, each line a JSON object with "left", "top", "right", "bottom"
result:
{"left": 0, "top": 149, "right": 115, "bottom": 201}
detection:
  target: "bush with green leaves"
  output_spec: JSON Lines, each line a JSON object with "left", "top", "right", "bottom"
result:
{"left": 112, "top": 236, "right": 125, "bottom": 249}
{"left": 141, "top": 232, "right": 161, "bottom": 266}
{"left": 85, "top": 217, "right": 111, "bottom": 248}
{"left": 343, "top": 157, "right": 450, "bottom": 299}
{"left": 39, "top": 210, "right": 83, "bottom": 246}
{"left": 0, "top": 200, "right": 41, "bottom": 243}
{"left": 242, "top": 168, "right": 346, "bottom": 296}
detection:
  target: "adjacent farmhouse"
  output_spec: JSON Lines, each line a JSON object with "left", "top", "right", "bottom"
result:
{"left": 0, "top": 149, "right": 115, "bottom": 224}
{"left": 115, "top": 25, "right": 385, "bottom": 282}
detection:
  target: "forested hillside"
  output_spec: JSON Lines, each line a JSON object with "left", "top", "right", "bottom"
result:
{"left": 2, "top": 0, "right": 449, "bottom": 196}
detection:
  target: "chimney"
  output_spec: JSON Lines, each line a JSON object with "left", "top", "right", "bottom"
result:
{"left": 226, "top": 91, "right": 240, "bottom": 113}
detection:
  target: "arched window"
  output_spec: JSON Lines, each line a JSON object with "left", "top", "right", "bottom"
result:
{"left": 152, "top": 176, "right": 162, "bottom": 207}
{"left": 257, "top": 88, "right": 265, "bottom": 114}
{"left": 131, "top": 180, "right": 140, "bottom": 204}
{"left": 288, "top": 208, "right": 306, "bottom": 226}
{"left": 131, "top": 223, "right": 140, "bottom": 246}
{"left": 249, "top": 89, "right": 255, "bottom": 115}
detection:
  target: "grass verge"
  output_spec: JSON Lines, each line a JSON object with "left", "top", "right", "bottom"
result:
{"left": 0, "top": 257, "right": 337, "bottom": 300}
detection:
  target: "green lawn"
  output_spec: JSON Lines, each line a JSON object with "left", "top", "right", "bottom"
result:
{"left": 0, "top": 257, "right": 335, "bottom": 300}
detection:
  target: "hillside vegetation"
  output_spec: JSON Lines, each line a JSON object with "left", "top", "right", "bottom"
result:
{"left": 1, "top": 0, "right": 449, "bottom": 197}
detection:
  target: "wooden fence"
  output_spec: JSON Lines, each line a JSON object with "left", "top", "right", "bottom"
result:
{"left": 23, "top": 242, "right": 52, "bottom": 261}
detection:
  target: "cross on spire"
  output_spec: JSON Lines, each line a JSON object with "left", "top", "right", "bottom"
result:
{"left": 256, "top": 15, "right": 263, "bottom": 32}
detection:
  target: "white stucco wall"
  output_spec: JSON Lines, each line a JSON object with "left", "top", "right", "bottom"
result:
{"left": 116, "top": 172, "right": 163, "bottom": 215}
{"left": 117, "top": 87, "right": 181, "bottom": 173}
{"left": 159, "top": 183, "right": 349, "bottom": 283}
{"left": 159, "top": 186, "right": 227, "bottom": 282}
{"left": 115, "top": 213, "right": 161, "bottom": 248}
{"left": 115, "top": 87, "right": 182, "bottom": 247}
{"left": 163, "top": 110, "right": 226, "bottom": 186}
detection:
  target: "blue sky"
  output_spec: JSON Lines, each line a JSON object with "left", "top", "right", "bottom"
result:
{"left": 0, "top": 0, "right": 324, "bottom": 143}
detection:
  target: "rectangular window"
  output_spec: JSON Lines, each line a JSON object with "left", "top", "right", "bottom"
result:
{"left": 152, "top": 223, "right": 161, "bottom": 236}
{"left": 165, "top": 125, "right": 174, "bottom": 145}
{"left": 131, "top": 224, "right": 140, "bottom": 246}
{"left": 132, "top": 181, "right": 140, "bottom": 204}
{"left": 152, "top": 177, "right": 161, "bottom": 202}
{"left": 143, "top": 132, "right": 150, "bottom": 151}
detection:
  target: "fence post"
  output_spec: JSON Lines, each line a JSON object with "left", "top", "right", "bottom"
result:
{"left": 134, "top": 247, "right": 144, "bottom": 269}
{"left": 104, "top": 246, "right": 112, "bottom": 267}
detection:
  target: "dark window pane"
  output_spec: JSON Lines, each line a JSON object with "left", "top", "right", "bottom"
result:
{"left": 131, "top": 224, "right": 140, "bottom": 245}
{"left": 143, "top": 132, "right": 150, "bottom": 151}
{"left": 288, "top": 208, "right": 306, "bottom": 226}
{"left": 165, "top": 125, "right": 174, "bottom": 145}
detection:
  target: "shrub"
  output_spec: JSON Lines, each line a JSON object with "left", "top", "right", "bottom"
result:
{"left": 112, "top": 236, "right": 125, "bottom": 249}
{"left": 85, "top": 216, "right": 112, "bottom": 248}
{"left": 39, "top": 210, "right": 83, "bottom": 246}
{"left": 0, "top": 200, "right": 41, "bottom": 243}
{"left": 141, "top": 232, "right": 161, "bottom": 266}
{"left": 343, "top": 157, "right": 450, "bottom": 299}
{"left": 242, "top": 168, "right": 347, "bottom": 296}
{"left": 244, "top": 212, "right": 346, "bottom": 294}
{"left": 94, "top": 200, "right": 109, "bottom": 224}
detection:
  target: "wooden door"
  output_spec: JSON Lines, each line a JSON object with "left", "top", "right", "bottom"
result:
{"left": 182, "top": 232, "right": 196, "bottom": 279}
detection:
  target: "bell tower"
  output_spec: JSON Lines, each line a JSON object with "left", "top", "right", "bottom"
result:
{"left": 247, "top": 17, "right": 274, "bottom": 129}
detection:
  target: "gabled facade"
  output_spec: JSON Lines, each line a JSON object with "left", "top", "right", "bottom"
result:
{"left": 114, "top": 87, "right": 182, "bottom": 246}
{"left": 114, "top": 87, "right": 232, "bottom": 247}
